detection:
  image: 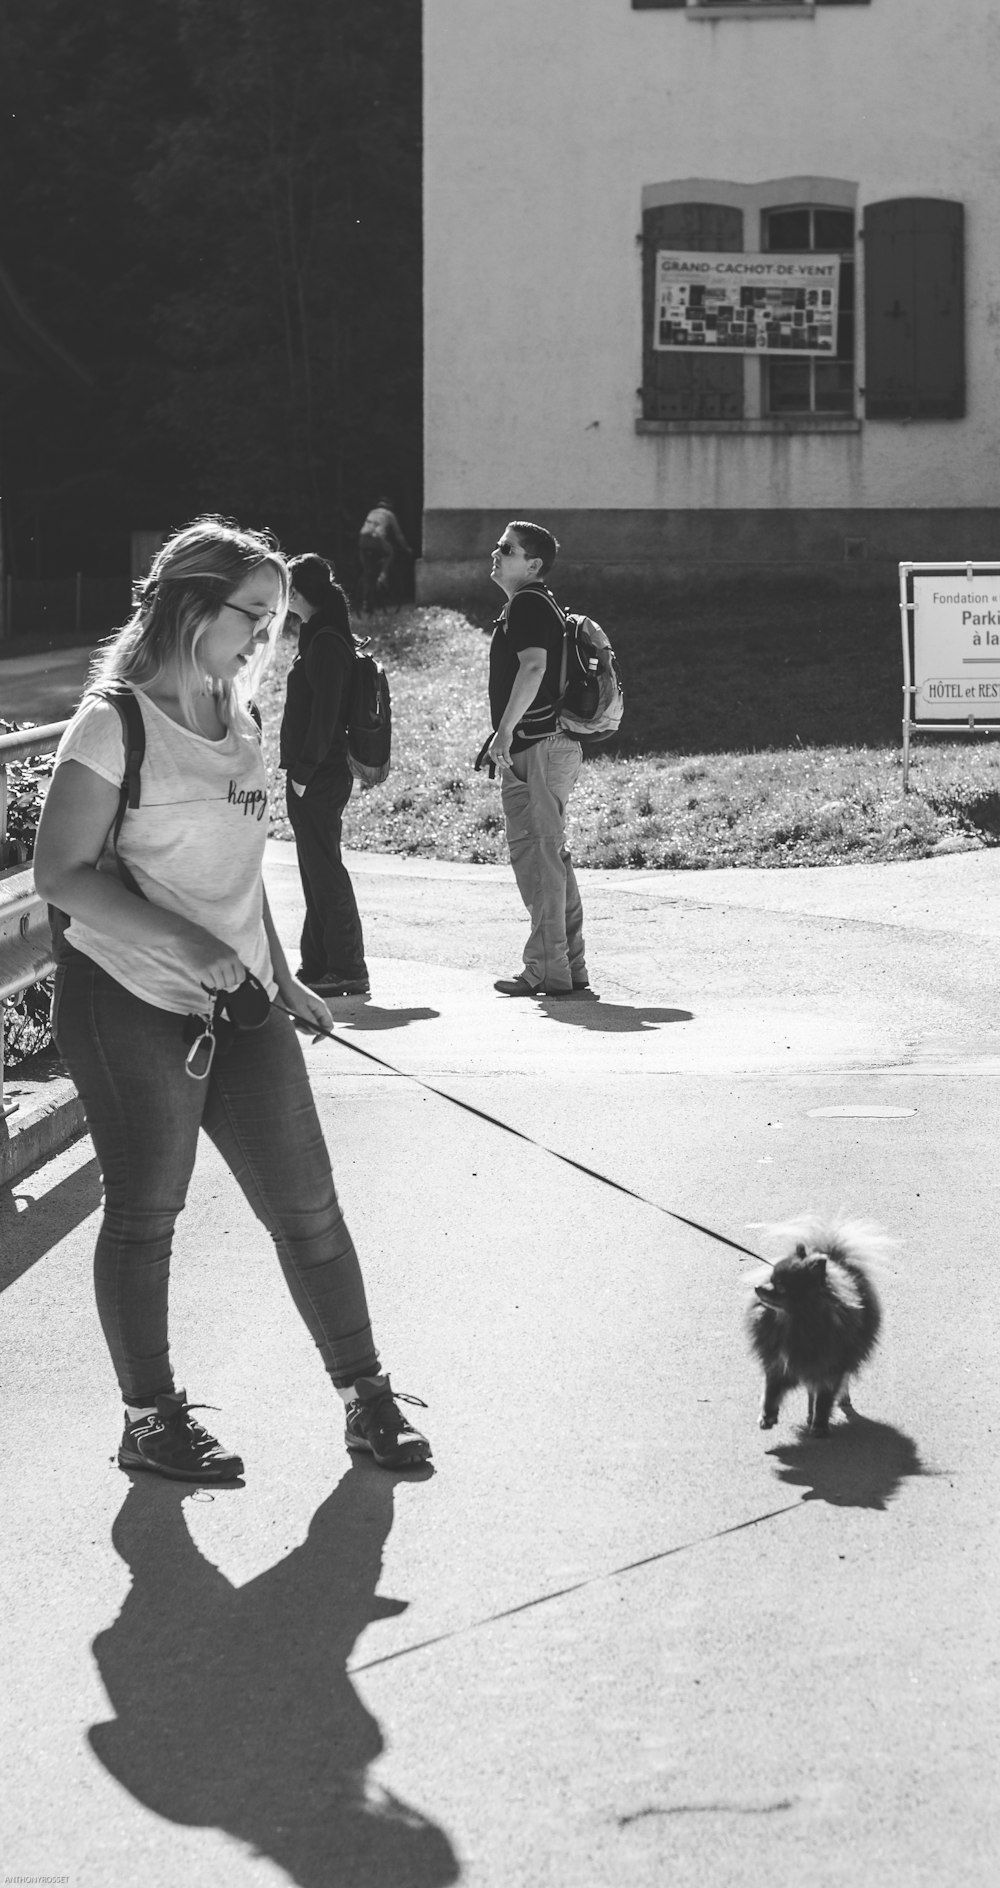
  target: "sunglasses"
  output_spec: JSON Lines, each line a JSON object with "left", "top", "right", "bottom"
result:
{"left": 495, "top": 541, "right": 522, "bottom": 557}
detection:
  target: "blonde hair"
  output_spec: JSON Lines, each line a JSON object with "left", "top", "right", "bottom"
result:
{"left": 89, "top": 515, "right": 288, "bottom": 733}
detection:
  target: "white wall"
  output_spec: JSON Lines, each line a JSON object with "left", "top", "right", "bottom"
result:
{"left": 424, "top": 0, "right": 1000, "bottom": 514}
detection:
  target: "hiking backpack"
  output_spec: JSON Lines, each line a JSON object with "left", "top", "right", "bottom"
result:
{"left": 544, "top": 593, "right": 625, "bottom": 743}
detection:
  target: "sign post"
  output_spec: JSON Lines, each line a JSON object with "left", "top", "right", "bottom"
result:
{"left": 900, "top": 562, "right": 1000, "bottom": 789}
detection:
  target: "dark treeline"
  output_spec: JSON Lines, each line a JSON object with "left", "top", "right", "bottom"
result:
{"left": 0, "top": 0, "right": 421, "bottom": 580}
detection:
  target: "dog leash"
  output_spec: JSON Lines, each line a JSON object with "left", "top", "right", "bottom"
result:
{"left": 275, "top": 1004, "right": 769, "bottom": 1266}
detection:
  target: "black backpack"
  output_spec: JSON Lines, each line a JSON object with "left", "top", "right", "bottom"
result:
{"left": 47, "top": 685, "right": 262, "bottom": 961}
{"left": 313, "top": 627, "right": 392, "bottom": 788}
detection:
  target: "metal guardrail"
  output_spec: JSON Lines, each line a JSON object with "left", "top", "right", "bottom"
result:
{"left": 0, "top": 720, "right": 68, "bottom": 1111}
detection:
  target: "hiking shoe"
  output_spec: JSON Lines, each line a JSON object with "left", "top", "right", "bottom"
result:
{"left": 344, "top": 1377, "right": 432, "bottom": 1469}
{"left": 493, "top": 975, "right": 541, "bottom": 997}
{"left": 118, "top": 1390, "right": 244, "bottom": 1483}
{"left": 307, "top": 976, "right": 370, "bottom": 998}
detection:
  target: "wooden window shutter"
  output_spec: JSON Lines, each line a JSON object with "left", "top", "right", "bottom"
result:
{"left": 863, "top": 199, "right": 965, "bottom": 420}
{"left": 642, "top": 203, "right": 744, "bottom": 420}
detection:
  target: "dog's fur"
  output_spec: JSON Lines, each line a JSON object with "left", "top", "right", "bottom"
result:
{"left": 746, "top": 1217, "right": 885, "bottom": 1436}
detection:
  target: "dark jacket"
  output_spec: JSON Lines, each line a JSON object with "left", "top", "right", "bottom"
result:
{"left": 279, "top": 596, "right": 355, "bottom": 788}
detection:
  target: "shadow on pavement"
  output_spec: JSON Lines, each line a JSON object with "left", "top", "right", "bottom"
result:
{"left": 88, "top": 1459, "right": 459, "bottom": 1888}
{"left": 765, "top": 1413, "right": 927, "bottom": 1511}
{"left": 536, "top": 1001, "right": 694, "bottom": 1033}
{"left": 0, "top": 1154, "right": 102, "bottom": 1293}
{"left": 337, "top": 1005, "right": 441, "bottom": 1033}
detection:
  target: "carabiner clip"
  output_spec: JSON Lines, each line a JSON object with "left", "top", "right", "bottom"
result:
{"left": 185, "top": 1020, "right": 217, "bottom": 1081}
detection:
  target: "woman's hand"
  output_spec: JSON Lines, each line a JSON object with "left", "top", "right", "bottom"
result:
{"left": 278, "top": 976, "right": 335, "bottom": 1036}
{"left": 186, "top": 932, "right": 249, "bottom": 999}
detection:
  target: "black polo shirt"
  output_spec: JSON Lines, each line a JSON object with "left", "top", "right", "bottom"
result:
{"left": 488, "top": 584, "right": 565, "bottom": 754}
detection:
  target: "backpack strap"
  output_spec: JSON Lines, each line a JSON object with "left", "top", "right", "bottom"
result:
{"left": 92, "top": 685, "right": 145, "bottom": 896}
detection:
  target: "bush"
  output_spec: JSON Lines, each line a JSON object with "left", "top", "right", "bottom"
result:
{"left": 1, "top": 721, "right": 56, "bottom": 1069}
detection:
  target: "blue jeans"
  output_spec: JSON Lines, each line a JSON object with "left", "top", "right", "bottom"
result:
{"left": 52, "top": 954, "right": 380, "bottom": 1405}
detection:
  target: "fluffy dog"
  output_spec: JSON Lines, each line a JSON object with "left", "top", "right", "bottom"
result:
{"left": 746, "top": 1218, "right": 885, "bottom": 1436}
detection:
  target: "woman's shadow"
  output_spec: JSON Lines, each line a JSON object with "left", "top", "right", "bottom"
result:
{"left": 88, "top": 1461, "right": 459, "bottom": 1888}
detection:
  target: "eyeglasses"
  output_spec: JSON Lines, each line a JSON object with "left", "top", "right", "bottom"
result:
{"left": 495, "top": 541, "right": 522, "bottom": 557}
{"left": 224, "top": 600, "right": 277, "bottom": 634}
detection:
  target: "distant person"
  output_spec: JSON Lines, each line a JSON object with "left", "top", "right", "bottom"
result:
{"left": 486, "top": 520, "right": 591, "bottom": 998}
{"left": 280, "top": 553, "right": 369, "bottom": 999}
{"left": 33, "top": 516, "right": 430, "bottom": 1482}
{"left": 358, "top": 496, "right": 410, "bottom": 613}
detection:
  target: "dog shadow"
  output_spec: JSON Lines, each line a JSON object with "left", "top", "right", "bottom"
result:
{"left": 536, "top": 1001, "right": 693, "bottom": 1034}
{"left": 337, "top": 1005, "right": 441, "bottom": 1033}
{"left": 765, "top": 1410, "right": 927, "bottom": 1511}
{"left": 88, "top": 1461, "right": 458, "bottom": 1888}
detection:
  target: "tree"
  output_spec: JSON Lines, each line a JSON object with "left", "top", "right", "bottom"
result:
{"left": 0, "top": 0, "right": 422, "bottom": 579}
{"left": 0, "top": 0, "right": 195, "bottom": 572}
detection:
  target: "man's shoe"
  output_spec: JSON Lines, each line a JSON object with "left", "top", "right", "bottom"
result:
{"left": 544, "top": 982, "right": 597, "bottom": 999}
{"left": 118, "top": 1390, "right": 244, "bottom": 1483}
{"left": 344, "top": 1376, "right": 432, "bottom": 1469}
{"left": 307, "top": 976, "right": 370, "bottom": 998}
{"left": 493, "top": 975, "right": 542, "bottom": 997}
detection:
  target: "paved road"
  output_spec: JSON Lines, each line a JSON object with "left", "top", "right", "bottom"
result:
{"left": 2, "top": 838, "right": 999, "bottom": 1887}
{"left": 0, "top": 642, "right": 93, "bottom": 722}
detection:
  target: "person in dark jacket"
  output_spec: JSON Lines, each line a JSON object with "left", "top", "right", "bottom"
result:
{"left": 358, "top": 497, "right": 410, "bottom": 613}
{"left": 280, "top": 554, "right": 369, "bottom": 998}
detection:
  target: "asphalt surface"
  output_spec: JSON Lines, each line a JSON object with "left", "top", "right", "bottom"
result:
{"left": 2, "top": 828, "right": 1000, "bottom": 1888}
{"left": 0, "top": 640, "right": 95, "bottom": 722}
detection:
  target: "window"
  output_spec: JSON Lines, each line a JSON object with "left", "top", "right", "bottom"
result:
{"left": 762, "top": 206, "right": 855, "bottom": 416}
{"left": 639, "top": 181, "right": 858, "bottom": 428}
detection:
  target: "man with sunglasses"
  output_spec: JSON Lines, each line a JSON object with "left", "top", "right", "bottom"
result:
{"left": 487, "top": 521, "right": 591, "bottom": 999}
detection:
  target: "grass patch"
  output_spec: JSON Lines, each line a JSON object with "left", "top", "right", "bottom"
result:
{"left": 257, "top": 600, "right": 1000, "bottom": 870}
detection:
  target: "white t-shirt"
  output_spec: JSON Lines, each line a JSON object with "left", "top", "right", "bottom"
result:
{"left": 54, "top": 687, "right": 275, "bottom": 1014}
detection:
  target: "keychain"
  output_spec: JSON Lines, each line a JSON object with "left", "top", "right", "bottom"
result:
{"left": 184, "top": 1011, "right": 217, "bottom": 1081}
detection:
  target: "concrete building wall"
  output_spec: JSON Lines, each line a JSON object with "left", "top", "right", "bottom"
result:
{"left": 421, "top": 0, "right": 1000, "bottom": 600}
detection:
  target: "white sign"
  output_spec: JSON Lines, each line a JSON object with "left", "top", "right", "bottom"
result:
{"left": 912, "top": 572, "right": 1000, "bottom": 721}
{"left": 653, "top": 250, "right": 840, "bottom": 355}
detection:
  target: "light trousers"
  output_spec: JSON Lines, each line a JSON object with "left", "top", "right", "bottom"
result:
{"left": 500, "top": 732, "right": 586, "bottom": 992}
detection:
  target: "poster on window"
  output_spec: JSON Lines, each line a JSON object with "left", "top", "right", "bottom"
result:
{"left": 653, "top": 251, "right": 840, "bottom": 355}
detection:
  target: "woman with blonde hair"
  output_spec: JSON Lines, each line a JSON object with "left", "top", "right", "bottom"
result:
{"left": 34, "top": 515, "right": 430, "bottom": 1481}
